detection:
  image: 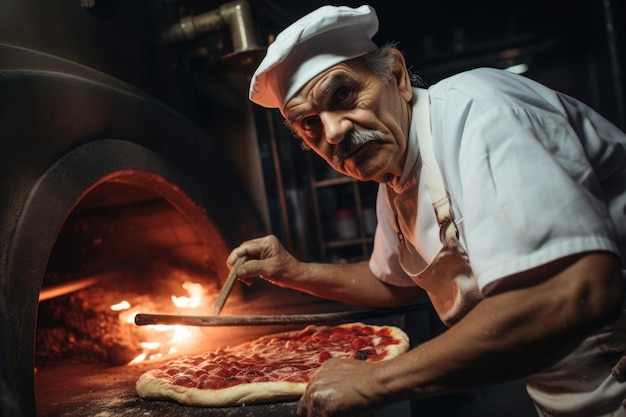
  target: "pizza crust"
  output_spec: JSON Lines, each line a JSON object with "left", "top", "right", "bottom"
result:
{"left": 136, "top": 371, "right": 306, "bottom": 406}
{"left": 379, "top": 325, "right": 410, "bottom": 357}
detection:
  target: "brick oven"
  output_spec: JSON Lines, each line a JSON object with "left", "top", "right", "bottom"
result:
{"left": 0, "top": 1, "right": 283, "bottom": 415}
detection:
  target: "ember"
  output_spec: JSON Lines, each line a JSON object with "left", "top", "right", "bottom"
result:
{"left": 36, "top": 267, "right": 219, "bottom": 367}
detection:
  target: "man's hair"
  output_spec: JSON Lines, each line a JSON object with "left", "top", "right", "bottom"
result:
{"left": 355, "top": 41, "right": 428, "bottom": 88}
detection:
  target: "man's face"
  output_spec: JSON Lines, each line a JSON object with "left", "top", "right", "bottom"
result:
{"left": 281, "top": 58, "right": 412, "bottom": 184}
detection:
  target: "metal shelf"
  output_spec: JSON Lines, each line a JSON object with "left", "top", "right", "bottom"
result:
{"left": 307, "top": 155, "right": 376, "bottom": 262}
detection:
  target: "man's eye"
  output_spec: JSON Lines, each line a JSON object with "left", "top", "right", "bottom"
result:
{"left": 334, "top": 87, "right": 353, "bottom": 105}
{"left": 301, "top": 116, "right": 321, "bottom": 134}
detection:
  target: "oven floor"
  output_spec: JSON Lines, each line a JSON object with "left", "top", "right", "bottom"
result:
{"left": 35, "top": 361, "right": 299, "bottom": 417}
{"left": 33, "top": 297, "right": 420, "bottom": 417}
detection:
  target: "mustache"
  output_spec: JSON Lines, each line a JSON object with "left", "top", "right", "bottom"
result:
{"left": 333, "top": 129, "right": 384, "bottom": 165}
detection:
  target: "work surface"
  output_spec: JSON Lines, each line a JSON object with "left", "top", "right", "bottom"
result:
{"left": 36, "top": 361, "right": 300, "bottom": 417}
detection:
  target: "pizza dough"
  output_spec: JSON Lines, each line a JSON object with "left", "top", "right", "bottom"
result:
{"left": 136, "top": 322, "right": 410, "bottom": 407}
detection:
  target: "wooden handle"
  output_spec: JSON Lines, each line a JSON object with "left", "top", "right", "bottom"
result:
{"left": 134, "top": 304, "right": 429, "bottom": 327}
{"left": 210, "top": 256, "right": 246, "bottom": 316}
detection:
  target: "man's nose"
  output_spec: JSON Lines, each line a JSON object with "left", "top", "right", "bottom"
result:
{"left": 320, "top": 111, "right": 352, "bottom": 145}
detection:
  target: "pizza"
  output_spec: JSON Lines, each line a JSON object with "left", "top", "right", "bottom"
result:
{"left": 135, "top": 322, "right": 410, "bottom": 407}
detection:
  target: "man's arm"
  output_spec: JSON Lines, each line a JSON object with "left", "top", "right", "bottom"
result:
{"left": 298, "top": 251, "right": 623, "bottom": 416}
{"left": 227, "top": 234, "right": 423, "bottom": 307}
{"left": 383, "top": 252, "right": 622, "bottom": 392}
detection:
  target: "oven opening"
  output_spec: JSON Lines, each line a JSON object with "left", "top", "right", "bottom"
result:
{"left": 32, "top": 173, "right": 332, "bottom": 417}
{"left": 32, "top": 176, "right": 255, "bottom": 415}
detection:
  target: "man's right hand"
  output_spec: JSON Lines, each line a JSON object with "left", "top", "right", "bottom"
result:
{"left": 226, "top": 234, "right": 300, "bottom": 287}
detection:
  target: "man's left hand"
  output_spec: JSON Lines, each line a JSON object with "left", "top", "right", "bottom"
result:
{"left": 297, "top": 358, "right": 385, "bottom": 417}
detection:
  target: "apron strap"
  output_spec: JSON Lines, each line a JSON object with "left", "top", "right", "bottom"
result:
{"left": 413, "top": 89, "right": 458, "bottom": 243}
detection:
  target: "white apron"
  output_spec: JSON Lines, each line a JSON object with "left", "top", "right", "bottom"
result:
{"left": 387, "top": 90, "right": 482, "bottom": 326}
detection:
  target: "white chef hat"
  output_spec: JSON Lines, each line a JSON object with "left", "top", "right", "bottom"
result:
{"left": 249, "top": 5, "right": 379, "bottom": 109}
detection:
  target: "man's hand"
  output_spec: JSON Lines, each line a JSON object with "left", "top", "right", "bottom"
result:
{"left": 227, "top": 235, "right": 300, "bottom": 286}
{"left": 297, "top": 358, "right": 386, "bottom": 417}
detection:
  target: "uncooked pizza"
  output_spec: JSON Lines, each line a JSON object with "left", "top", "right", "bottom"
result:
{"left": 136, "top": 322, "right": 410, "bottom": 407}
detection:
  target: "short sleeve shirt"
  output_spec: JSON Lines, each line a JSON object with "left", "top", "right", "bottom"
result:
{"left": 370, "top": 67, "right": 626, "bottom": 295}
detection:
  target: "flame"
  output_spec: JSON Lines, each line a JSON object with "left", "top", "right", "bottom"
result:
{"left": 172, "top": 282, "right": 204, "bottom": 308}
{"left": 111, "top": 281, "right": 209, "bottom": 365}
{"left": 111, "top": 300, "right": 131, "bottom": 311}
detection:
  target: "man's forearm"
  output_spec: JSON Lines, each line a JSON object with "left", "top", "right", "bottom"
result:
{"left": 372, "top": 252, "right": 623, "bottom": 400}
{"left": 290, "top": 260, "right": 423, "bottom": 307}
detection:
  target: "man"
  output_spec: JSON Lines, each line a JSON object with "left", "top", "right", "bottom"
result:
{"left": 228, "top": 5, "right": 626, "bottom": 417}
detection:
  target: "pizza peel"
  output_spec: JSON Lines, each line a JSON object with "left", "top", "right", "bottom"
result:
{"left": 210, "top": 255, "right": 246, "bottom": 316}
{"left": 134, "top": 304, "right": 430, "bottom": 327}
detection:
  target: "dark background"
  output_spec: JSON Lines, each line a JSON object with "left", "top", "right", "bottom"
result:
{"left": 238, "top": 0, "right": 625, "bottom": 260}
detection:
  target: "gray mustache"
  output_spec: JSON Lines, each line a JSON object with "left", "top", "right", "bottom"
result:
{"left": 333, "top": 129, "right": 384, "bottom": 164}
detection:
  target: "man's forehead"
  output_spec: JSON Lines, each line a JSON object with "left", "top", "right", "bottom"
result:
{"left": 282, "top": 66, "right": 358, "bottom": 116}
{"left": 305, "top": 70, "right": 353, "bottom": 98}
{"left": 282, "top": 84, "right": 327, "bottom": 122}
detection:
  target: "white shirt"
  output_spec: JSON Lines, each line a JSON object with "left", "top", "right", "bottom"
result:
{"left": 369, "top": 67, "right": 626, "bottom": 416}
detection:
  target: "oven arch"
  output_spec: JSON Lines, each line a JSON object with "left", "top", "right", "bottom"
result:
{"left": 3, "top": 138, "right": 263, "bottom": 416}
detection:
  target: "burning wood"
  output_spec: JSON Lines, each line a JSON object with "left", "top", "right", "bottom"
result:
{"left": 36, "top": 283, "right": 144, "bottom": 366}
{"left": 36, "top": 268, "right": 220, "bottom": 367}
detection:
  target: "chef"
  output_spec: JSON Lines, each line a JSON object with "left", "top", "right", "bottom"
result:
{"left": 228, "top": 4, "right": 626, "bottom": 417}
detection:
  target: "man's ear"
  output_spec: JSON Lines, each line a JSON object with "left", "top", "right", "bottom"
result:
{"left": 389, "top": 48, "right": 413, "bottom": 102}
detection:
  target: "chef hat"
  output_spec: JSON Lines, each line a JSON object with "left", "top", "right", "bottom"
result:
{"left": 249, "top": 5, "right": 379, "bottom": 109}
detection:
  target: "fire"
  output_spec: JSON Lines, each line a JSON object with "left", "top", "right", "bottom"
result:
{"left": 111, "top": 300, "right": 131, "bottom": 311}
{"left": 171, "top": 282, "right": 204, "bottom": 308}
{"left": 111, "top": 281, "right": 210, "bottom": 364}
